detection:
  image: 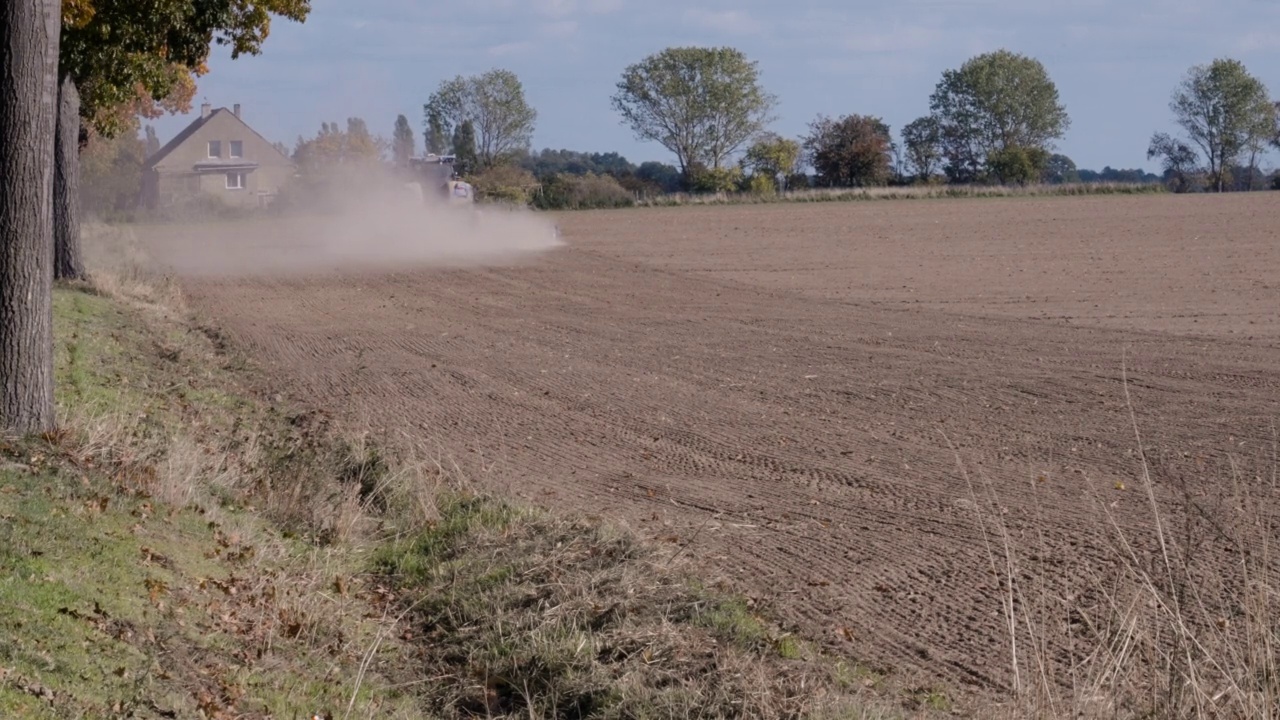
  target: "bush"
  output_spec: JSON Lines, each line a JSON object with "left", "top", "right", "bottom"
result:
{"left": 690, "top": 166, "right": 743, "bottom": 194}
{"left": 987, "top": 146, "right": 1050, "bottom": 185}
{"left": 532, "top": 172, "right": 634, "bottom": 210}
{"left": 468, "top": 164, "right": 540, "bottom": 205}
{"left": 744, "top": 173, "right": 776, "bottom": 195}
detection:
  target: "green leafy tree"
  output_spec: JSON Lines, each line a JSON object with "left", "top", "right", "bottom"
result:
{"left": 1042, "top": 153, "right": 1079, "bottom": 184}
{"left": 520, "top": 149, "right": 637, "bottom": 179}
{"left": 611, "top": 46, "right": 778, "bottom": 186}
{"left": 392, "top": 113, "right": 414, "bottom": 167}
{"left": 1164, "top": 58, "right": 1274, "bottom": 192}
{"left": 742, "top": 133, "right": 801, "bottom": 190}
{"left": 900, "top": 116, "right": 943, "bottom": 183}
{"left": 452, "top": 120, "right": 478, "bottom": 177}
{"left": 424, "top": 106, "right": 449, "bottom": 155}
{"left": 928, "top": 49, "right": 1069, "bottom": 183}
{"left": 802, "top": 114, "right": 894, "bottom": 188}
{"left": 424, "top": 69, "right": 536, "bottom": 168}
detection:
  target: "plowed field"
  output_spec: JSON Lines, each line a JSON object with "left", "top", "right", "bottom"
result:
{"left": 173, "top": 193, "right": 1280, "bottom": 704}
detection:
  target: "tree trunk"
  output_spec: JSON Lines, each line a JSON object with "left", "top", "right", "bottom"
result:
{"left": 55, "top": 74, "right": 86, "bottom": 281}
{"left": 0, "top": 0, "right": 60, "bottom": 433}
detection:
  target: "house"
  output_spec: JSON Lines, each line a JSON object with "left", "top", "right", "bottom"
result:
{"left": 141, "top": 103, "right": 293, "bottom": 210}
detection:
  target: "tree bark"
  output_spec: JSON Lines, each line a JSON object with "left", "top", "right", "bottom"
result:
{"left": 0, "top": 0, "right": 60, "bottom": 433}
{"left": 55, "top": 74, "right": 87, "bottom": 281}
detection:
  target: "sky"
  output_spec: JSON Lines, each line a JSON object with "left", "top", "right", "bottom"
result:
{"left": 149, "top": 0, "right": 1280, "bottom": 173}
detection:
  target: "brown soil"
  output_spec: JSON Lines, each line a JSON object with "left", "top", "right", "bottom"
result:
{"left": 174, "top": 193, "right": 1280, "bottom": 704}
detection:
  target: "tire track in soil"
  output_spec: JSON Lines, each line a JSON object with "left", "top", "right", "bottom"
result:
{"left": 175, "top": 197, "right": 1280, "bottom": 706}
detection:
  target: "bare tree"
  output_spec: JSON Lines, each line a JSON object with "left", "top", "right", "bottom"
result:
{"left": 1, "top": 0, "right": 60, "bottom": 432}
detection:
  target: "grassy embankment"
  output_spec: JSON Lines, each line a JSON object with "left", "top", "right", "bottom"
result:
{"left": 0, "top": 228, "right": 919, "bottom": 719}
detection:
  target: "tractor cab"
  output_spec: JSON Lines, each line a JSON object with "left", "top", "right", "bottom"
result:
{"left": 405, "top": 154, "right": 475, "bottom": 208}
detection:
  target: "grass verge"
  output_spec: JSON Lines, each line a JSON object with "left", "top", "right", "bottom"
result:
{"left": 375, "top": 492, "right": 877, "bottom": 719}
{"left": 1, "top": 285, "right": 426, "bottom": 718}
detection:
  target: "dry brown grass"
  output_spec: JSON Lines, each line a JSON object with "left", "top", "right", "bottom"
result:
{"left": 374, "top": 491, "right": 893, "bottom": 720}
{"left": 949, "top": 364, "right": 1280, "bottom": 720}
{"left": 79, "top": 222, "right": 184, "bottom": 310}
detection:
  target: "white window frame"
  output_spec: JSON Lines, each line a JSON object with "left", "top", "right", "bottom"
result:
{"left": 229, "top": 140, "right": 243, "bottom": 158}
{"left": 225, "top": 172, "right": 245, "bottom": 190}
{"left": 208, "top": 140, "right": 222, "bottom": 158}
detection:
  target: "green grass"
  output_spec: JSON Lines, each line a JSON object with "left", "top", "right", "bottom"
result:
{"left": 0, "top": 285, "right": 423, "bottom": 718}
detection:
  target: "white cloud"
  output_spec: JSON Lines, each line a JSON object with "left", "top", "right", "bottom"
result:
{"left": 682, "top": 8, "right": 762, "bottom": 36}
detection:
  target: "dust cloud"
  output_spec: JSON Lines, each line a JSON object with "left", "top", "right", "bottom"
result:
{"left": 131, "top": 186, "right": 565, "bottom": 279}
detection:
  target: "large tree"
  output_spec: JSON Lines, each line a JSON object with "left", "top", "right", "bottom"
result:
{"left": 803, "top": 114, "right": 894, "bottom": 188}
{"left": 2, "top": 0, "right": 61, "bottom": 432}
{"left": 54, "top": 0, "right": 310, "bottom": 279}
{"left": 1164, "top": 58, "right": 1274, "bottom": 192}
{"left": 1042, "top": 153, "right": 1080, "bottom": 184}
{"left": 423, "top": 69, "right": 536, "bottom": 168}
{"left": 928, "top": 49, "right": 1070, "bottom": 183}
{"left": 611, "top": 46, "right": 778, "bottom": 185}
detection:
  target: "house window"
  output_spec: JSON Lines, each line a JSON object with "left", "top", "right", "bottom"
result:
{"left": 229, "top": 141, "right": 243, "bottom": 158}
{"left": 226, "top": 172, "right": 245, "bottom": 190}
{"left": 208, "top": 140, "right": 222, "bottom": 158}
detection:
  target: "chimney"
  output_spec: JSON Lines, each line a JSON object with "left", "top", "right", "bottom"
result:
{"left": 233, "top": 103, "right": 241, "bottom": 118}
{"left": 200, "top": 102, "right": 212, "bottom": 119}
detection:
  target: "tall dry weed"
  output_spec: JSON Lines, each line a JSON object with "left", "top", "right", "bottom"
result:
{"left": 952, "top": 367, "right": 1280, "bottom": 720}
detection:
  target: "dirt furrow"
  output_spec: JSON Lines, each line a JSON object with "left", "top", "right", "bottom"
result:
{"left": 172, "top": 195, "right": 1280, "bottom": 704}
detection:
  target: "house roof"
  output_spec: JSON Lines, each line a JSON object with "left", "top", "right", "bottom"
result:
{"left": 146, "top": 107, "right": 292, "bottom": 170}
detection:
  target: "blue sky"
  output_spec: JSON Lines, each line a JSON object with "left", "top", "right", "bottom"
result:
{"left": 151, "top": 0, "right": 1280, "bottom": 172}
